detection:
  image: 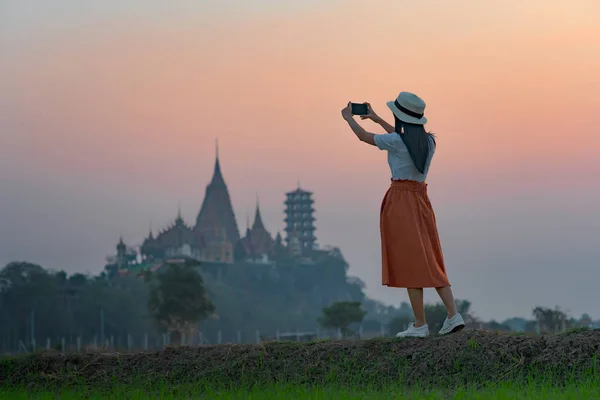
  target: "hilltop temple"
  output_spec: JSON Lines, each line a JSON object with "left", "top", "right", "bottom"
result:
{"left": 107, "top": 145, "right": 320, "bottom": 275}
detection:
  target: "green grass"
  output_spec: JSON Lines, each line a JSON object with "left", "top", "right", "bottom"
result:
{"left": 1, "top": 330, "right": 598, "bottom": 398}
{"left": 1, "top": 379, "right": 600, "bottom": 399}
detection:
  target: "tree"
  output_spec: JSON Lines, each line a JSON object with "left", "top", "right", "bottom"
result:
{"left": 532, "top": 306, "right": 568, "bottom": 333}
{"left": 147, "top": 263, "right": 215, "bottom": 344}
{"left": 317, "top": 301, "right": 366, "bottom": 337}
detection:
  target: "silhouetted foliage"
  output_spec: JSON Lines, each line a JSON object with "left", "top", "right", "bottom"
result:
{"left": 532, "top": 306, "right": 569, "bottom": 333}
{"left": 0, "top": 262, "right": 152, "bottom": 351}
{"left": 147, "top": 263, "right": 215, "bottom": 343}
{"left": 317, "top": 301, "right": 366, "bottom": 337}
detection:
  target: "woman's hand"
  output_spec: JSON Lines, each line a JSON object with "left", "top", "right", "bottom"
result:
{"left": 359, "top": 102, "right": 379, "bottom": 121}
{"left": 341, "top": 102, "right": 353, "bottom": 120}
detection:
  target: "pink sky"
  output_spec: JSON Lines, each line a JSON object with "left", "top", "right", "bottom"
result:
{"left": 2, "top": 0, "right": 600, "bottom": 320}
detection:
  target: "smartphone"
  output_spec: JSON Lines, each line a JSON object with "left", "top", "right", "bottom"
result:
{"left": 351, "top": 103, "right": 368, "bottom": 116}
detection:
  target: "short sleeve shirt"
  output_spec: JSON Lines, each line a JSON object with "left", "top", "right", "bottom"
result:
{"left": 373, "top": 133, "right": 435, "bottom": 182}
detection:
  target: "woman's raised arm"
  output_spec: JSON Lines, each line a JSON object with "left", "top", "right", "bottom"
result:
{"left": 341, "top": 103, "right": 377, "bottom": 146}
{"left": 361, "top": 103, "right": 395, "bottom": 133}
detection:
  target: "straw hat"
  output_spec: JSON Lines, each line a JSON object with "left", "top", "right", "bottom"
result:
{"left": 386, "top": 91, "right": 427, "bottom": 125}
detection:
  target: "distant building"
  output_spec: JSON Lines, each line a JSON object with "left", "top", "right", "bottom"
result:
{"left": 105, "top": 143, "right": 321, "bottom": 276}
{"left": 140, "top": 211, "right": 205, "bottom": 262}
{"left": 235, "top": 201, "right": 286, "bottom": 264}
{"left": 284, "top": 187, "right": 317, "bottom": 254}
{"left": 193, "top": 145, "right": 239, "bottom": 263}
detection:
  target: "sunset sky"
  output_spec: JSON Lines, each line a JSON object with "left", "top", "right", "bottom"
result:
{"left": 1, "top": 0, "right": 599, "bottom": 321}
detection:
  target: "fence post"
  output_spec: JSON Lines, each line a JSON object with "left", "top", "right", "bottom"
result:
{"left": 217, "top": 331, "right": 222, "bottom": 344}
{"left": 46, "top": 338, "right": 50, "bottom": 350}
{"left": 276, "top": 329, "right": 280, "bottom": 341}
{"left": 61, "top": 337, "right": 65, "bottom": 353}
{"left": 296, "top": 329, "right": 301, "bottom": 342}
{"left": 76, "top": 337, "right": 81, "bottom": 353}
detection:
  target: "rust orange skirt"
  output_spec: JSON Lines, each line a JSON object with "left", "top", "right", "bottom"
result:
{"left": 380, "top": 179, "right": 450, "bottom": 288}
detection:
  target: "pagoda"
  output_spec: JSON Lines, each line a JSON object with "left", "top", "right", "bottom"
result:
{"left": 284, "top": 185, "right": 317, "bottom": 253}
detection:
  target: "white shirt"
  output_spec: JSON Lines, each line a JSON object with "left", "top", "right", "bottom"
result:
{"left": 373, "top": 133, "right": 435, "bottom": 182}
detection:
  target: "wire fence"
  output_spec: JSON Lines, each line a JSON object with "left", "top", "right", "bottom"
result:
{"left": 1, "top": 319, "right": 586, "bottom": 356}
{"left": 1, "top": 323, "right": 402, "bottom": 355}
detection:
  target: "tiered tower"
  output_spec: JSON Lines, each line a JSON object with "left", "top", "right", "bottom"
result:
{"left": 284, "top": 185, "right": 316, "bottom": 253}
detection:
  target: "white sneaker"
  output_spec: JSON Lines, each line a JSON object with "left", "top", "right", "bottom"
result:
{"left": 396, "top": 323, "right": 429, "bottom": 338}
{"left": 438, "top": 313, "right": 466, "bottom": 335}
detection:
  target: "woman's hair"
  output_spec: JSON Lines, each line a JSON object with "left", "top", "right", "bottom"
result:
{"left": 394, "top": 116, "right": 435, "bottom": 174}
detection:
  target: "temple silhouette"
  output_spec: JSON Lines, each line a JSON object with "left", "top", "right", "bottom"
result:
{"left": 107, "top": 144, "right": 321, "bottom": 276}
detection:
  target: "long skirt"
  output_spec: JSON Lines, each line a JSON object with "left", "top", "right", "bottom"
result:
{"left": 380, "top": 179, "right": 450, "bottom": 288}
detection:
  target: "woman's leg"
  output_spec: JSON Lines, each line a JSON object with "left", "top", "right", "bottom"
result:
{"left": 407, "top": 288, "right": 426, "bottom": 327}
{"left": 435, "top": 286, "right": 458, "bottom": 318}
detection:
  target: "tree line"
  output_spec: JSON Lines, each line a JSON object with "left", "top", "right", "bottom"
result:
{"left": 0, "top": 260, "right": 595, "bottom": 352}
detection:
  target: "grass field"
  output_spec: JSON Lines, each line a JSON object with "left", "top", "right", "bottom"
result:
{"left": 0, "top": 381, "right": 599, "bottom": 399}
{"left": 1, "top": 329, "right": 599, "bottom": 399}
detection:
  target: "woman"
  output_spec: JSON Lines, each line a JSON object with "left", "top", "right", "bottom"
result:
{"left": 341, "top": 91, "right": 465, "bottom": 337}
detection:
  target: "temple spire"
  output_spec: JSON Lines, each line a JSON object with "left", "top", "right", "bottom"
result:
{"left": 210, "top": 139, "right": 226, "bottom": 186}
{"left": 195, "top": 141, "right": 241, "bottom": 244}
{"left": 252, "top": 196, "right": 266, "bottom": 232}
{"left": 175, "top": 204, "right": 184, "bottom": 225}
{"left": 117, "top": 236, "right": 126, "bottom": 255}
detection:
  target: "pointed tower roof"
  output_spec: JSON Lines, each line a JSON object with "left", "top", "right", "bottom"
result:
{"left": 252, "top": 196, "right": 267, "bottom": 233}
{"left": 238, "top": 198, "right": 274, "bottom": 258}
{"left": 175, "top": 206, "right": 184, "bottom": 226}
{"left": 210, "top": 139, "right": 226, "bottom": 186}
{"left": 194, "top": 142, "right": 240, "bottom": 244}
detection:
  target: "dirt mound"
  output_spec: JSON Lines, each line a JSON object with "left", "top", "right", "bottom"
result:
{"left": 1, "top": 329, "right": 599, "bottom": 390}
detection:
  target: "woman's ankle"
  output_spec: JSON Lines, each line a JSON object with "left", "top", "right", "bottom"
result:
{"left": 414, "top": 320, "right": 427, "bottom": 328}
